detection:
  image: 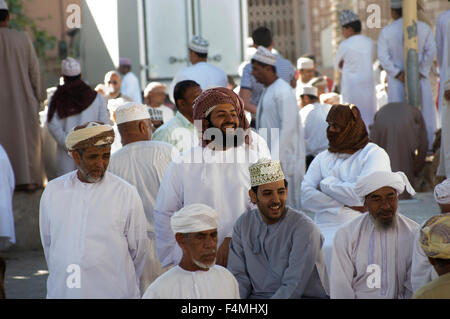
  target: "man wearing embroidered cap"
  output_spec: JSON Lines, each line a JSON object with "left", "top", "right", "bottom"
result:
{"left": 143, "top": 82, "right": 174, "bottom": 124}
{"left": 154, "top": 87, "right": 271, "bottom": 270}
{"left": 330, "top": 170, "right": 420, "bottom": 299}
{"left": 252, "top": 46, "right": 306, "bottom": 210}
{"left": 378, "top": 0, "right": 437, "bottom": 149}
{"left": 169, "top": 35, "right": 227, "bottom": 103}
{"left": 335, "top": 9, "right": 376, "bottom": 130}
{"left": 411, "top": 178, "right": 450, "bottom": 293}
{"left": 108, "top": 103, "right": 177, "bottom": 294}
{"left": 0, "top": 0, "right": 44, "bottom": 191}
{"left": 47, "top": 57, "right": 110, "bottom": 178}
{"left": 413, "top": 214, "right": 450, "bottom": 298}
{"left": 142, "top": 204, "right": 240, "bottom": 299}
{"left": 118, "top": 57, "right": 142, "bottom": 103}
{"left": 228, "top": 159, "right": 329, "bottom": 299}
{"left": 298, "top": 85, "right": 332, "bottom": 169}
{"left": 39, "top": 121, "right": 149, "bottom": 298}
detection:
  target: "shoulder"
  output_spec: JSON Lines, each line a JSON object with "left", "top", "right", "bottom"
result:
{"left": 144, "top": 267, "right": 183, "bottom": 295}
{"left": 335, "top": 214, "right": 367, "bottom": 241}
{"left": 285, "top": 208, "right": 320, "bottom": 233}
{"left": 233, "top": 209, "right": 257, "bottom": 229}
{"left": 104, "top": 172, "right": 139, "bottom": 195}
{"left": 44, "top": 171, "right": 75, "bottom": 193}
{"left": 361, "top": 142, "right": 388, "bottom": 156}
{"left": 397, "top": 213, "right": 420, "bottom": 233}
{"left": 210, "top": 265, "right": 238, "bottom": 282}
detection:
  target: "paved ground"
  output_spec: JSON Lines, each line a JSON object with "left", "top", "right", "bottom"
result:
{"left": 0, "top": 191, "right": 441, "bottom": 299}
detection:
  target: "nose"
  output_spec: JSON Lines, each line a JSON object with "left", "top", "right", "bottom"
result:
{"left": 204, "top": 236, "right": 216, "bottom": 249}
{"left": 380, "top": 198, "right": 393, "bottom": 210}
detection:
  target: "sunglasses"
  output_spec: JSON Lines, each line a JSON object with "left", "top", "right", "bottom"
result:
{"left": 108, "top": 81, "right": 119, "bottom": 85}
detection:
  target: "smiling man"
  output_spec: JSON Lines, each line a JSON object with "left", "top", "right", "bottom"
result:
{"left": 227, "top": 159, "right": 329, "bottom": 299}
{"left": 39, "top": 121, "right": 149, "bottom": 298}
{"left": 154, "top": 87, "right": 270, "bottom": 270}
{"left": 143, "top": 204, "right": 239, "bottom": 299}
{"left": 330, "top": 170, "right": 420, "bottom": 299}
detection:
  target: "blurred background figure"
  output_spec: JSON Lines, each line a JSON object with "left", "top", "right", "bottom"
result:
{"left": 144, "top": 82, "right": 175, "bottom": 124}
{"left": 118, "top": 57, "right": 143, "bottom": 103}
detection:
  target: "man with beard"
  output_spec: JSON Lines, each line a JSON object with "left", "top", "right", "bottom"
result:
{"left": 142, "top": 204, "right": 240, "bottom": 299}
{"left": 301, "top": 104, "right": 391, "bottom": 274}
{"left": 330, "top": 171, "right": 419, "bottom": 299}
{"left": 253, "top": 46, "right": 306, "bottom": 210}
{"left": 227, "top": 159, "right": 329, "bottom": 299}
{"left": 39, "top": 122, "right": 149, "bottom": 298}
{"left": 154, "top": 87, "right": 270, "bottom": 269}
{"left": 47, "top": 57, "right": 110, "bottom": 178}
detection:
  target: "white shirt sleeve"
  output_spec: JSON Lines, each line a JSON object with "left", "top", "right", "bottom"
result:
{"left": 39, "top": 188, "right": 52, "bottom": 263}
{"left": 378, "top": 28, "right": 401, "bottom": 78}
{"left": 418, "top": 25, "right": 437, "bottom": 78}
{"left": 330, "top": 228, "right": 356, "bottom": 299}
{"left": 153, "top": 162, "right": 184, "bottom": 267}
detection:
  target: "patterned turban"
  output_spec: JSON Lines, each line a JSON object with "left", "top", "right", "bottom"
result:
{"left": 65, "top": 122, "right": 114, "bottom": 152}
{"left": 326, "top": 103, "right": 369, "bottom": 154}
{"left": 434, "top": 178, "right": 450, "bottom": 205}
{"left": 419, "top": 213, "right": 450, "bottom": 259}
{"left": 193, "top": 87, "right": 250, "bottom": 147}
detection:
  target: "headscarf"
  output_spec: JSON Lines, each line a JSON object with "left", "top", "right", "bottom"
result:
{"left": 326, "top": 103, "right": 369, "bottom": 154}
{"left": 48, "top": 78, "right": 97, "bottom": 122}
{"left": 434, "top": 178, "right": 450, "bottom": 205}
{"left": 192, "top": 87, "right": 251, "bottom": 147}
{"left": 419, "top": 213, "right": 450, "bottom": 259}
{"left": 354, "top": 171, "right": 416, "bottom": 202}
{"left": 65, "top": 122, "right": 114, "bottom": 152}
{"left": 171, "top": 204, "right": 219, "bottom": 234}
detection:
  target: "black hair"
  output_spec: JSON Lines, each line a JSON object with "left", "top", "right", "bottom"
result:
{"left": 191, "top": 50, "right": 208, "bottom": 59}
{"left": 301, "top": 53, "right": 316, "bottom": 62}
{"left": 343, "top": 20, "right": 362, "bottom": 33}
{"left": 0, "top": 9, "right": 9, "bottom": 21}
{"left": 251, "top": 59, "right": 276, "bottom": 74}
{"left": 301, "top": 94, "right": 318, "bottom": 101}
{"left": 173, "top": 80, "right": 200, "bottom": 108}
{"left": 63, "top": 74, "right": 82, "bottom": 82}
{"left": 393, "top": 8, "right": 402, "bottom": 17}
{"left": 252, "top": 27, "right": 272, "bottom": 47}
{"left": 432, "top": 258, "right": 450, "bottom": 267}
{"left": 251, "top": 179, "right": 288, "bottom": 195}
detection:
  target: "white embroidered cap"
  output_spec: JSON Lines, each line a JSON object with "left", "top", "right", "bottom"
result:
{"left": 297, "top": 57, "right": 314, "bottom": 70}
{"left": 249, "top": 158, "right": 285, "bottom": 187}
{"left": 339, "top": 10, "right": 360, "bottom": 26}
{"left": 0, "top": 0, "right": 8, "bottom": 10}
{"left": 189, "top": 36, "right": 209, "bottom": 54}
{"left": 147, "top": 107, "right": 164, "bottom": 122}
{"left": 114, "top": 102, "right": 150, "bottom": 125}
{"left": 61, "top": 57, "right": 81, "bottom": 76}
{"left": 171, "top": 204, "right": 219, "bottom": 234}
{"left": 252, "top": 46, "right": 277, "bottom": 67}
{"left": 298, "top": 85, "right": 318, "bottom": 97}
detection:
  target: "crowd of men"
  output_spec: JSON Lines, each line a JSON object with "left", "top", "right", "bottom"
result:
{"left": 1, "top": 0, "right": 450, "bottom": 299}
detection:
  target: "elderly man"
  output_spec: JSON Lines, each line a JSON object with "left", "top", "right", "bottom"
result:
{"left": 238, "top": 26, "right": 296, "bottom": 119}
{"left": 411, "top": 179, "right": 450, "bottom": 292}
{"left": 152, "top": 80, "right": 202, "bottom": 153}
{"left": 154, "top": 87, "right": 270, "bottom": 269}
{"left": 330, "top": 171, "right": 419, "bottom": 299}
{"left": 47, "top": 57, "right": 110, "bottom": 178}
{"left": 253, "top": 46, "right": 306, "bottom": 209}
{"left": 39, "top": 122, "right": 149, "bottom": 298}
{"left": 301, "top": 104, "right": 391, "bottom": 272}
{"left": 143, "top": 204, "right": 239, "bottom": 299}
{"left": 169, "top": 36, "right": 227, "bottom": 103}
{"left": 108, "top": 103, "right": 177, "bottom": 294}
{"left": 336, "top": 10, "right": 376, "bottom": 130}
{"left": 378, "top": 0, "right": 437, "bottom": 149}
{"left": 103, "top": 71, "right": 132, "bottom": 110}
{"left": 298, "top": 85, "right": 332, "bottom": 169}
{"left": 144, "top": 82, "right": 175, "bottom": 124}
{"left": 0, "top": 0, "right": 43, "bottom": 191}
{"left": 0, "top": 144, "right": 15, "bottom": 251}
{"left": 370, "top": 102, "right": 428, "bottom": 192}
{"left": 118, "top": 57, "right": 142, "bottom": 103}
{"left": 228, "top": 159, "right": 329, "bottom": 299}
{"left": 413, "top": 214, "right": 450, "bottom": 298}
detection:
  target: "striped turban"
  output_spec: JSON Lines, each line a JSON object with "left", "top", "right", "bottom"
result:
{"left": 420, "top": 213, "right": 450, "bottom": 259}
{"left": 192, "top": 87, "right": 250, "bottom": 147}
{"left": 65, "top": 122, "right": 114, "bottom": 152}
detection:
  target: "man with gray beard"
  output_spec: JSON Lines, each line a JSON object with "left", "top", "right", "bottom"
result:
{"left": 329, "top": 171, "right": 419, "bottom": 299}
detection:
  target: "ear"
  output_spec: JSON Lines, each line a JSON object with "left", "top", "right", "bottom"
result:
{"left": 175, "top": 233, "right": 186, "bottom": 249}
{"left": 138, "top": 120, "right": 147, "bottom": 134}
{"left": 248, "top": 189, "right": 257, "bottom": 204}
{"left": 72, "top": 150, "right": 81, "bottom": 166}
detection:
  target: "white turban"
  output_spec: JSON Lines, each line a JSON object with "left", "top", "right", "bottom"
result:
{"left": 298, "top": 85, "right": 318, "bottom": 97}
{"left": 297, "top": 57, "right": 314, "bottom": 70}
{"left": 171, "top": 204, "right": 219, "bottom": 234}
{"left": 114, "top": 102, "right": 150, "bottom": 125}
{"left": 320, "top": 92, "right": 340, "bottom": 105}
{"left": 252, "top": 46, "right": 277, "bottom": 67}
{"left": 65, "top": 122, "right": 114, "bottom": 151}
{"left": 434, "top": 178, "right": 450, "bottom": 205}
{"left": 354, "top": 171, "right": 415, "bottom": 201}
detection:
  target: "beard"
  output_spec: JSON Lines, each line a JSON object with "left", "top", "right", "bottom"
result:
{"left": 206, "top": 124, "right": 245, "bottom": 149}
{"left": 370, "top": 211, "right": 397, "bottom": 231}
{"left": 193, "top": 258, "right": 216, "bottom": 270}
{"left": 78, "top": 166, "right": 105, "bottom": 183}
{"left": 327, "top": 130, "right": 341, "bottom": 149}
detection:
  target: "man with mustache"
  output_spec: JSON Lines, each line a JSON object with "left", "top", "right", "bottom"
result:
{"left": 228, "top": 159, "right": 329, "bottom": 299}
{"left": 301, "top": 104, "right": 391, "bottom": 274}
{"left": 142, "top": 204, "right": 239, "bottom": 299}
{"left": 330, "top": 171, "right": 419, "bottom": 299}
{"left": 39, "top": 122, "right": 149, "bottom": 298}
{"left": 253, "top": 46, "right": 306, "bottom": 210}
{"left": 154, "top": 87, "right": 270, "bottom": 270}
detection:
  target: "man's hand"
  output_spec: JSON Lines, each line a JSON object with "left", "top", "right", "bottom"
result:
{"left": 216, "top": 237, "right": 232, "bottom": 267}
{"left": 396, "top": 71, "right": 405, "bottom": 83}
